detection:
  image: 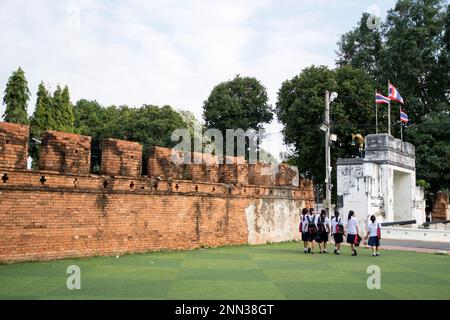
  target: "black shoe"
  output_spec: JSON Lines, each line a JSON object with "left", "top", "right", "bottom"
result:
{"left": 334, "top": 248, "right": 337, "bottom": 254}
{"left": 308, "top": 248, "right": 311, "bottom": 253}
{"left": 353, "top": 249, "right": 357, "bottom": 256}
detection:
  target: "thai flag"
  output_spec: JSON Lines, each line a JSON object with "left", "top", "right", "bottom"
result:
{"left": 388, "top": 82, "right": 404, "bottom": 104}
{"left": 400, "top": 109, "right": 409, "bottom": 123}
{"left": 375, "top": 93, "right": 390, "bottom": 104}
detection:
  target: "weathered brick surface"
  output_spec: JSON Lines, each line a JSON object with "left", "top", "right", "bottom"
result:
{"left": 39, "top": 131, "right": 91, "bottom": 174}
{"left": 220, "top": 156, "right": 248, "bottom": 185}
{"left": 276, "top": 163, "right": 299, "bottom": 187}
{"left": 0, "top": 126, "right": 315, "bottom": 263}
{"left": 101, "top": 138, "right": 142, "bottom": 177}
{"left": 0, "top": 170, "right": 314, "bottom": 263}
{"left": 248, "top": 163, "right": 277, "bottom": 186}
{"left": 432, "top": 191, "right": 449, "bottom": 221}
{"left": 148, "top": 146, "right": 185, "bottom": 180}
{"left": 184, "top": 152, "right": 220, "bottom": 183}
{"left": 0, "top": 122, "right": 29, "bottom": 170}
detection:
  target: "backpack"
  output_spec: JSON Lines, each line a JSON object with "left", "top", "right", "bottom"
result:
{"left": 335, "top": 217, "right": 344, "bottom": 234}
{"left": 307, "top": 216, "right": 318, "bottom": 234}
{"left": 318, "top": 217, "right": 326, "bottom": 233}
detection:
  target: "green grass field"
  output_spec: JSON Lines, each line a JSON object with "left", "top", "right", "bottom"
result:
{"left": 1, "top": 242, "right": 449, "bottom": 300}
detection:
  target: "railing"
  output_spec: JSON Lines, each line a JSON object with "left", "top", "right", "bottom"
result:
{"left": 422, "top": 220, "right": 450, "bottom": 227}
{"left": 380, "top": 219, "right": 416, "bottom": 227}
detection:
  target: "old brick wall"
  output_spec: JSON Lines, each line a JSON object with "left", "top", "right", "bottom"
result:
{"left": 0, "top": 122, "right": 29, "bottom": 170}
{"left": 0, "top": 170, "right": 313, "bottom": 263}
{"left": 220, "top": 156, "right": 248, "bottom": 185}
{"left": 248, "top": 163, "right": 277, "bottom": 186}
{"left": 148, "top": 146, "right": 185, "bottom": 180}
{"left": 101, "top": 138, "right": 142, "bottom": 177}
{"left": 432, "top": 191, "right": 449, "bottom": 221}
{"left": 0, "top": 123, "right": 314, "bottom": 263}
{"left": 39, "top": 131, "right": 91, "bottom": 174}
{"left": 183, "top": 152, "right": 220, "bottom": 183}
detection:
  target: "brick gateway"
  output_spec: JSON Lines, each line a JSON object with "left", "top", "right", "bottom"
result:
{"left": 0, "top": 122, "right": 314, "bottom": 263}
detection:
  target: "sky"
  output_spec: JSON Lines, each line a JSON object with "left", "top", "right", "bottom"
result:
{"left": 0, "top": 0, "right": 396, "bottom": 160}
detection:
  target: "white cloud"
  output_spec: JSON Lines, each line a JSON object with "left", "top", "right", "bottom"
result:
{"left": 0, "top": 0, "right": 395, "bottom": 160}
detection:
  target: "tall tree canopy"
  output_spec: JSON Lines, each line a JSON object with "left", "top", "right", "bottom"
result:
{"left": 336, "top": 0, "right": 449, "bottom": 193}
{"left": 30, "top": 82, "right": 52, "bottom": 139}
{"left": 73, "top": 101, "right": 188, "bottom": 172}
{"left": 29, "top": 82, "right": 53, "bottom": 167}
{"left": 337, "top": 0, "right": 448, "bottom": 119}
{"left": 51, "top": 85, "right": 75, "bottom": 132}
{"left": 336, "top": 13, "right": 384, "bottom": 84}
{"left": 203, "top": 75, "right": 273, "bottom": 132}
{"left": 2, "top": 67, "right": 30, "bottom": 124}
{"left": 276, "top": 65, "right": 375, "bottom": 186}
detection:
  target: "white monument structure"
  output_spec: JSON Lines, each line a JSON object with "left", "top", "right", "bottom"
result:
{"left": 337, "top": 134, "right": 425, "bottom": 234}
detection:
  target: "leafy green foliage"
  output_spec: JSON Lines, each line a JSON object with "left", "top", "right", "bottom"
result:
{"left": 337, "top": 1, "right": 448, "bottom": 120}
{"left": 276, "top": 65, "right": 375, "bottom": 184}
{"left": 203, "top": 75, "right": 273, "bottom": 132}
{"left": 337, "top": 13, "right": 384, "bottom": 84}
{"left": 29, "top": 82, "right": 53, "bottom": 167}
{"left": 73, "top": 101, "right": 188, "bottom": 172}
{"left": 2, "top": 67, "right": 30, "bottom": 124}
{"left": 51, "top": 85, "right": 75, "bottom": 132}
{"left": 31, "top": 82, "right": 52, "bottom": 138}
{"left": 407, "top": 105, "right": 450, "bottom": 194}
{"left": 336, "top": 0, "right": 449, "bottom": 193}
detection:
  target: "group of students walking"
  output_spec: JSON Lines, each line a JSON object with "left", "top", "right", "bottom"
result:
{"left": 299, "top": 208, "right": 381, "bottom": 257}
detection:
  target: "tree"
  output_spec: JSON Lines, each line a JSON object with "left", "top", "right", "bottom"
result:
{"left": 179, "top": 110, "right": 204, "bottom": 151}
{"left": 73, "top": 102, "right": 188, "bottom": 173}
{"left": 73, "top": 99, "right": 108, "bottom": 171}
{"left": 203, "top": 75, "right": 273, "bottom": 158}
{"left": 30, "top": 82, "right": 52, "bottom": 138}
{"left": 49, "top": 85, "right": 75, "bottom": 132}
{"left": 2, "top": 67, "right": 30, "bottom": 124}
{"left": 407, "top": 104, "right": 450, "bottom": 195}
{"left": 60, "top": 85, "right": 75, "bottom": 131}
{"left": 337, "top": 0, "right": 448, "bottom": 122}
{"left": 383, "top": 0, "right": 448, "bottom": 121}
{"left": 336, "top": 13, "right": 384, "bottom": 83}
{"left": 203, "top": 75, "right": 273, "bottom": 132}
{"left": 336, "top": 0, "right": 449, "bottom": 193}
{"left": 276, "top": 66, "right": 335, "bottom": 184}
{"left": 29, "top": 82, "right": 52, "bottom": 167}
{"left": 276, "top": 65, "right": 375, "bottom": 185}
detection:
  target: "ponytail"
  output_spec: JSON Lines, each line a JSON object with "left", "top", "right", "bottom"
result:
{"left": 348, "top": 210, "right": 354, "bottom": 220}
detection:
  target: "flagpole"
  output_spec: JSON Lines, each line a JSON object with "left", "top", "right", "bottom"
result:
{"left": 388, "top": 81, "right": 391, "bottom": 136}
{"left": 400, "top": 106, "right": 403, "bottom": 142}
{"left": 388, "top": 101, "right": 391, "bottom": 136}
{"left": 375, "top": 89, "right": 378, "bottom": 134}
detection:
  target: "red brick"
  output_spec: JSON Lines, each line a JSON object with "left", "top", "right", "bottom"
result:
{"left": 39, "top": 131, "right": 91, "bottom": 174}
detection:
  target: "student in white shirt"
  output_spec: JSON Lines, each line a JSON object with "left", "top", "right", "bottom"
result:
{"left": 300, "top": 208, "right": 310, "bottom": 254}
{"left": 346, "top": 210, "right": 359, "bottom": 256}
{"left": 317, "top": 209, "right": 330, "bottom": 253}
{"left": 365, "top": 215, "right": 381, "bottom": 256}
{"left": 331, "top": 211, "right": 344, "bottom": 255}
{"left": 306, "top": 208, "right": 319, "bottom": 254}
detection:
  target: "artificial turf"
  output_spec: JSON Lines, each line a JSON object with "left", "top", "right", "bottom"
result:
{"left": 0, "top": 242, "right": 449, "bottom": 300}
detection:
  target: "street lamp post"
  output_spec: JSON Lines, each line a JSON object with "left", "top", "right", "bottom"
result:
{"left": 321, "top": 90, "right": 338, "bottom": 212}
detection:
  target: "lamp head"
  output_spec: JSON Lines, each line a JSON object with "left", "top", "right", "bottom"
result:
{"left": 330, "top": 92, "right": 338, "bottom": 102}
{"left": 320, "top": 123, "right": 328, "bottom": 132}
